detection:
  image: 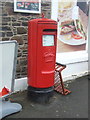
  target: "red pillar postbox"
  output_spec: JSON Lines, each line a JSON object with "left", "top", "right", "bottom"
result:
{"left": 28, "top": 18, "right": 57, "bottom": 102}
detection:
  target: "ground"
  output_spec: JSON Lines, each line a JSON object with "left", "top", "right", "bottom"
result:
{"left": 3, "top": 75, "right": 88, "bottom": 119}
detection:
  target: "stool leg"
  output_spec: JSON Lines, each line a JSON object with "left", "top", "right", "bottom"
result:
{"left": 59, "top": 72, "right": 65, "bottom": 95}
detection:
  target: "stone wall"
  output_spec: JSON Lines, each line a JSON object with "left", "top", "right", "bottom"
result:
{"left": 0, "top": 0, "right": 51, "bottom": 78}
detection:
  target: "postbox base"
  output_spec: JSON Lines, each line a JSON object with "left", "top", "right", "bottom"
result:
{"left": 27, "top": 86, "right": 54, "bottom": 103}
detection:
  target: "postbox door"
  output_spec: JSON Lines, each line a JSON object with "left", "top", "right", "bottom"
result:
{"left": 36, "top": 24, "right": 57, "bottom": 88}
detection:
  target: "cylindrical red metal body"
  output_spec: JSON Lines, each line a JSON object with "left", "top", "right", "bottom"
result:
{"left": 28, "top": 18, "right": 57, "bottom": 89}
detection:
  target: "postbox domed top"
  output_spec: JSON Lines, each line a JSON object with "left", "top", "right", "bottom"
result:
{"left": 29, "top": 18, "right": 57, "bottom": 24}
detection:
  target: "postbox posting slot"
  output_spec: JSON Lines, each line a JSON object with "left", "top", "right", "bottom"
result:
{"left": 43, "top": 29, "right": 57, "bottom": 32}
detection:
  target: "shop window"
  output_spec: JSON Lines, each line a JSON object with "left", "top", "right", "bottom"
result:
{"left": 51, "top": 0, "right": 89, "bottom": 64}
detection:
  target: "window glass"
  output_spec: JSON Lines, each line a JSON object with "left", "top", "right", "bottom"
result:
{"left": 57, "top": 0, "right": 89, "bottom": 53}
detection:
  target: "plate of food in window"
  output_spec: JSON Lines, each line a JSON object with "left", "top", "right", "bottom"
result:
{"left": 58, "top": 6, "right": 88, "bottom": 46}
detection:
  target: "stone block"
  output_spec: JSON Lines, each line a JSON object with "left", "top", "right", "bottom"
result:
{"left": 2, "top": 13, "right": 8, "bottom": 16}
{"left": 21, "top": 66, "right": 27, "bottom": 72}
{"left": 22, "top": 54, "right": 27, "bottom": 57}
{"left": 17, "top": 52, "right": 22, "bottom": 57}
{"left": 21, "top": 45, "right": 27, "bottom": 50}
{"left": 2, "top": 37, "right": 9, "bottom": 41}
{"left": 16, "top": 66, "right": 21, "bottom": 73}
{"left": 2, "top": 16, "right": 11, "bottom": 22}
{"left": 2, "top": 26, "right": 11, "bottom": 31}
{"left": 17, "top": 27, "right": 27, "bottom": 34}
{"left": 15, "top": 74, "right": 21, "bottom": 79}
{"left": 20, "top": 58, "right": 27, "bottom": 66}
{"left": 22, "top": 35, "right": 27, "bottom": 40}
{"left": 22, "top": 22, "right": 28, "bottom": 26}
{"left": 12, "top": 22, "right": 21, "bottom": 26}
{"left": 0, "top": 32, "right": 5, "bottom": 37}
{"left": 5, "top": 2, "right": 13, "bottom": 7}
{"left": 19, "top": 17, "right": 28, "bottom": 21}
{"left": 12, "top": 17, "right": 17, "bottom": 22}
{"left": 13, "top": 28, "right": 17, "bottom": 35}
{"left": 2, "top": 22, "right": 8, "bottom": 25}
{"left": 21, "top": 71, "right": 27, "bottom": 76}
{"left": 6, "top": 32, "right": 13, "bottom": 36}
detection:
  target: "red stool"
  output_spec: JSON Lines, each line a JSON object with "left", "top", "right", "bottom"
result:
{"left": 54, "top": 62, "right": 71, "bottom": 95}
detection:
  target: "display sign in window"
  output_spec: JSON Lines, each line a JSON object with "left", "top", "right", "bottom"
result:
{"left": 42, "top": 35, "right": 54, "bottom": 46}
